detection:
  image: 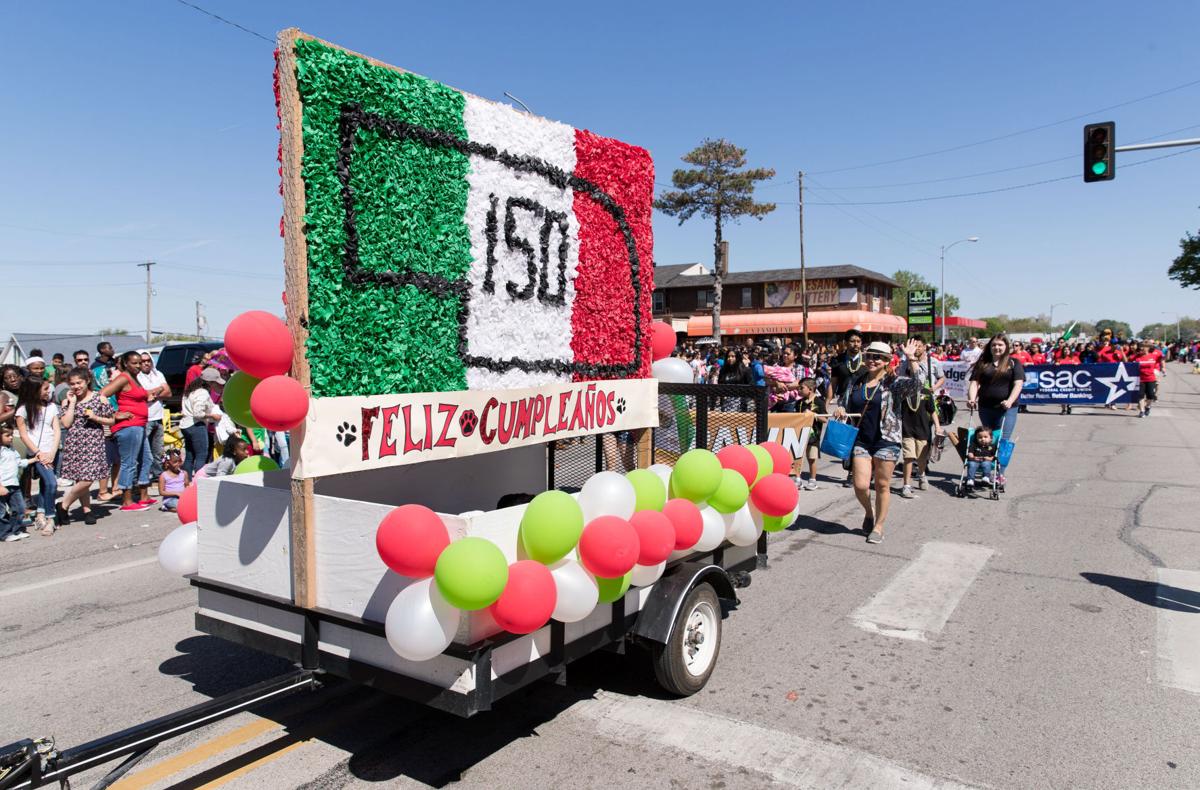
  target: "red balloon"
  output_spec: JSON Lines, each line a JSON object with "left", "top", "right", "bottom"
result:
{"left": 650, "top": 321, "right": 676, "bottom": 361}
{"left": 751, "top": 473, "right": 799, "bottom": 517}
{"left": 250, "top": 375, "right": 309, "bottom": 432}
{"left": 578, "top": 516, "right": 640, "bottom": 578}
{"left": 758, "top": 441, "right": 793, "bottom": 476}
{"left": 225, "top": 310, "right": 294, "bottom": 379}
{"left": 630, "top": 511, "right": 675, "bottom": 565}
{"left": 376, "top": 504, "right": 450, "bottom": 578}
{"left": 716, "top": 445, "right": 758, "bottom": 487}
{"left": 177, "top": 483, "right": 198, "bottom": 525}
{"left": 490, "top": 560, "right": 557, "bottom": 634}
{"left": 662, "top": 498, "right": 703, "bottom": 550}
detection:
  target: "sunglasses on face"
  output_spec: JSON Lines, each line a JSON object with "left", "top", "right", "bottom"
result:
{"left": 864, "top": 354, "right": 889, "bottom": 363}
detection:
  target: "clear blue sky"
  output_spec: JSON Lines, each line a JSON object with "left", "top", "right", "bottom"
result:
{"left": 3, "top": 0, "right": 1198, "bottom": 340}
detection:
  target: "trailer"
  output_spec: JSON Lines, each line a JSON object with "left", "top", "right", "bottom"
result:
{"left": 1, "top": 29, "right": 805, "bottom": 789}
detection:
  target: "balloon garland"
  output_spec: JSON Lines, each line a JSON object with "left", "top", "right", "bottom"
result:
{"left": 362, "top": 441, "right": 802, "bottom": 661}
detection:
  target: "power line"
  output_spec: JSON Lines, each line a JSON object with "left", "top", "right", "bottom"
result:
{"left": 817, "top": 122, "right": 1200, "bottom": 190}
{"left": 808, "top": 77, "right": 1200, "bottom": 175}
{"left": 802, "top": 146, "right": 1200, "bottom": 206}
{"left": 174, "top": 0, "right": 274, "bottom": 43}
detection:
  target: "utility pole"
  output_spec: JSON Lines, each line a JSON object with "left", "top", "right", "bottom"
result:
{"left": 798, "top": 171, "right": 809, "bottom": 348}
{"left": 138, "top": 261, "right": 155, "bottom": 343}
{"left": 196, "top": 301, "right": 207, "bottom": 338}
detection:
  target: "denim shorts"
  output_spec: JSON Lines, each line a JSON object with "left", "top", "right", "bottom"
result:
{"left": 851, "top": 442, "right": 901, "bottom": 462}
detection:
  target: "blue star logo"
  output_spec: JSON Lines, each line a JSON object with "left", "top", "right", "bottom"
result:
{"left": 1095, "top": 364, "right": 1140, "bottom": 405}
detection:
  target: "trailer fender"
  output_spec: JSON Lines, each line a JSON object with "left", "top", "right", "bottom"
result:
{"left": 629, "top": 562, "right": 738, "bottom": 646}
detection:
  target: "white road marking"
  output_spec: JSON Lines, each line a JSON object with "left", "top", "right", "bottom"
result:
{"left": 572, "top": 692, "right": 975, "bottom": 788}
{"left": 0, "top": 556, "right": 159, "bottom": 599}
{"left": 1155, "top": 568, "right": 1200, "bottom": 694}
{"left": 851, "top": 541, "right": 993, "bottom": 641}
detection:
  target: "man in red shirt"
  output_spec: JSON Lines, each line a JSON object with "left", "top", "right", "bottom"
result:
{"left": 1028, "top": 343, "right": 1047, "bottom": 365}
{"left": 1011, "top": 342, "right": 1033, "bottom": 365}
{"left": 1134, "top": 341, "right": 1164, "bottom": 417}
{"left": 1055, "top": 347, "right": 1081, "bottom": 414}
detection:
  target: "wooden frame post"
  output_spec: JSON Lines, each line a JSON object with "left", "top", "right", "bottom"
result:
{"left": 278, "top": 28, "right": 317, "bottom": 609}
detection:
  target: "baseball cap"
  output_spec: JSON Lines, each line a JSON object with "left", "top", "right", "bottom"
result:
{"left": 200, "top": 368, "right": 226, "bottom": 384}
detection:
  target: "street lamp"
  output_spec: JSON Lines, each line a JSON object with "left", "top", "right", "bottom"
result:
{"left": 1162, "top": 311, "right": 1181, "bottom": 342}
{"left": 939, "top": 236, "right": 979, "bottom": 344}
{"left": 1049, "top": 303, "right": 1068, "bottom": 339}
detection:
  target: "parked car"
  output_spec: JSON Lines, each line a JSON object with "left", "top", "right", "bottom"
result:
{"left": 156, "top": 341, "right": 224, "bottom": 413}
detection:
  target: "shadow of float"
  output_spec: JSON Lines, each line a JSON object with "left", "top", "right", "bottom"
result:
{"left": 1081, "top": 572, "right": 1200, "bottom": 613}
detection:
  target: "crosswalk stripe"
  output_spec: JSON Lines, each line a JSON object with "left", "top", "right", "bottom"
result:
{"left": 1155, "top": 568, "right": 1200, "bottom": 695}
{"left": 851, "top": 541, "right": 993, "bottom": 641}
{"left": 572, "top": 691, "right": 975, "bottom": 788}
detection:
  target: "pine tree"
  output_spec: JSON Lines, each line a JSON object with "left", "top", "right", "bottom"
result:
{"left": 654, "top": 140, "right": 775, "bottom": 340}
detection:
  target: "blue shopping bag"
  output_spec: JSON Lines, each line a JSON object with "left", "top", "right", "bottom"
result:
{"left": 819, "top": 419, "right": 858, "bottom": 460}
{"left": 997, "top": 438, "right": 1015, "bottom": 468}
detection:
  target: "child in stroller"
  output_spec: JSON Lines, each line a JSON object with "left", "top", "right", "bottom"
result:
{"left": 956, "top": 427, "right": 1000, "bottom": 499}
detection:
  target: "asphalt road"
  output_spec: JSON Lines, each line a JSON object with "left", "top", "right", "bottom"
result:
{"left": 3, "top": 364, "right": 1199, "bottom": 789}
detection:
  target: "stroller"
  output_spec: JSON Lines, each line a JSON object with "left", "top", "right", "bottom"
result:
{"left": 953, "top": 411, "right": 1014, "bottom": 500}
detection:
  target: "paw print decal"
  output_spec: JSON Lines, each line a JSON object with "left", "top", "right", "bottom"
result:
{"left": 459, "top": 409, "right": 478, "bottom": 437}
{"left": 336, "top": 421, "right": 357, "bottom": 447}
{"left": 615, "top": 397, "right": 626, "bottom": 415}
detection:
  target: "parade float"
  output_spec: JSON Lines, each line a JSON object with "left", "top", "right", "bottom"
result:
{"left": 1, "top": 29, "right": 810, "bottom": 788}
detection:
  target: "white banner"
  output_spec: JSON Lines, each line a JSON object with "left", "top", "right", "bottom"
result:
{"left": 941, "top": 361, "right": 971, "bottom": 400}
{"left": 294, "top": 379, "right": 659, "bottom": 478}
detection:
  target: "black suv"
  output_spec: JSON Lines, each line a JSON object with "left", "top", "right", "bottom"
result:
{"left": 157, "top": 341, "right": 224, "bottom": 413}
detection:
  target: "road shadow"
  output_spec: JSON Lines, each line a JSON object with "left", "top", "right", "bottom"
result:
{"left": 788, "top": 513, "right": 859, "bottom": 536}
{"left": 159, "top": 635, "right": 294, "bottom": 698}
{"left": 1080, "top": 573, "right": 1200, "bottom": 613}
{"left": 155, "top": 637, "right": 666, "bottom": 789}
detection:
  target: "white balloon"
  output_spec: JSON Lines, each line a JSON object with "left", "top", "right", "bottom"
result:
{"left": 158, "top": 522, "right": 199, "bottom": 576}
{"left": 693, "top": 506, "right": 726, "bottom": 552}
{"left": 384, "top": 578, "right": 461, "bottom": 661}
{"left": 549, "top": 558, "right": 599, "bottom": 622}
{"left": 630, "top": 561, "right": 666, "bottom": 587}
{"left": 651, "top": 357, "right": 693, "bottom": 384}
{"left": 579, "top": 471, "right": 637, "bottom": 522}
{"left": 648, "top": 464, "right": 673, "bottom": 490}
{"left": 723, "top": 504, "right": 762, "bottom": 547}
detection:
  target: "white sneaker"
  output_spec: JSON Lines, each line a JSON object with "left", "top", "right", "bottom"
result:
{"left": 3, "top": 534, "right": 21, "bottom": 542}
{"left": 803, "top": 479, "right": 820, "bottom": 491}
{"left": 900, "top": 485, "right": 914, "bottom": 499}
{"left": 917, "top": 476, "right": 927, "bottom": 491}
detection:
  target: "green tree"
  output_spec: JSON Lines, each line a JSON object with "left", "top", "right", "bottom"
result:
{"left": 1142, "top": 316, "right": 1199, "bottom": 342}
{"left": 1168, "top": 225, "right": 1200, "bottom": 290}
{"left": 96, "top": 327, "right": 131, "bottom": 336}
{"left": 1094, "top": 319, "right": 1133, "bottom": 339}
{"left": 655, "top": 139, "right": 775, "bottom": 339}
{"left": 891, "top": 270, "right": 959, "bottom": 326}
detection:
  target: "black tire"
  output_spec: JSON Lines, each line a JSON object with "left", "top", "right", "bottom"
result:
{"left": 652, "top": 582, "right": 722, "bottom": 697}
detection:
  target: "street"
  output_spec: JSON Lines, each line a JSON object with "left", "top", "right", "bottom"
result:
{"left": 3, "top": 368, "right": 1199, "bottom": 790}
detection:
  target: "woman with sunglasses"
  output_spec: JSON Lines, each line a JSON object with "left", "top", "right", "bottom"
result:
{"left": 832, "top": 338, "right": 921, "bottom": 544}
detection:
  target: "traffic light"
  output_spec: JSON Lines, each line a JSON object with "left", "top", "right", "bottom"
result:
{"left": 1083, "top": 121, "right": 1115, "bottom": 182}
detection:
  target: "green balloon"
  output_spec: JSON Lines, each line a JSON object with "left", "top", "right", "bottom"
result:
{"left": 435, "top": 537, "right": 509, "bottom": 610}
{"left": 520, "top": 490, "right": 584, "bottom": 564}
{"left": 671, "top": 449, "right": 722, "bottom": 502}
{"left": 761, "top": 513, "right": 791, "bottom": 532}
{"left": 234, "top": 455, "right": 279, "bottom": 475}
{"left": 747, "top": 445, "right": 772, "bottom": 484}
{"left": 596, "top": 572, "right": 632, "bottom": 604}
{"left": 707, "top": 468, "right": 750, "bottom": 514}
{"left": 222, "top": 371, "right": 261, "bottom": 429}
{"left": 625, "top": 469, "right": 666, "bottom": 512}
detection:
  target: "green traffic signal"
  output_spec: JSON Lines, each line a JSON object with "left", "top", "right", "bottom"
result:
{"left": 1083, "top": 121, "right": 1115, "bottom": 182}
{"left": 1091, "top": 162, "right": 1107, "bottom": 176}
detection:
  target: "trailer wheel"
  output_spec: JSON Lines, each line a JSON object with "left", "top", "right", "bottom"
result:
{"left": 652, "top": 582, "right": 722, "bottom": 696}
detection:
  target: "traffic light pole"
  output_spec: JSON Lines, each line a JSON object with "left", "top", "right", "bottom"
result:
{"left": 1114, "top": 137, "right": 1200, "bottom": 153}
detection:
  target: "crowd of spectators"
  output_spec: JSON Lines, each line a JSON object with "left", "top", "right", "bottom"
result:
{"left": 0, "top": 343, "right": 290, "bottom": 543}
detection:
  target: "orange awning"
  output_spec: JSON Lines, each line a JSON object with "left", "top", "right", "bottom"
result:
{"left": 687, "top": 310, "right": 907, "bottom": 337}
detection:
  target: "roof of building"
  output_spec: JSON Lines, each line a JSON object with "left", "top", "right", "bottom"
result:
{"left": 652, "top": 262, "right": 707, "bottom": 287}
{"left": 2, "top": 333, "right": 146, "bottom": 365}
{"left": 655, "top": 264, "right": 898, "bottom": 289}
